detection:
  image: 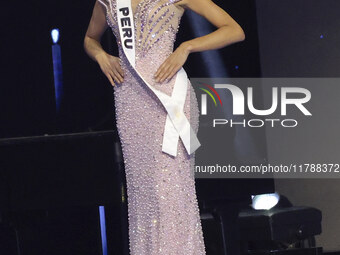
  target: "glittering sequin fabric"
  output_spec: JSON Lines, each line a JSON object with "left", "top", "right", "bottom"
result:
{"left": 97, "top": 0, "right": 206, "bottom": 254}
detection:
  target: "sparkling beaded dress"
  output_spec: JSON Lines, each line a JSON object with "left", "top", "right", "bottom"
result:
{"left": 97, "top": 0, "right": 206, "bottom": 254}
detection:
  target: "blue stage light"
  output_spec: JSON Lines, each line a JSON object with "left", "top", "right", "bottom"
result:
{"left": 51, "top": 28, "right": 60, "bottom": 44}
{"left": 99, "top": 206, "right": 108, "bottom": 255}
{"left": 51, "top": 28, "right": 64, "bottom": 114}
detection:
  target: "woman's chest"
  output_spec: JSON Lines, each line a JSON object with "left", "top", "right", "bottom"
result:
{"left": 105, "top": 0, "right": 184, "bottom": 33}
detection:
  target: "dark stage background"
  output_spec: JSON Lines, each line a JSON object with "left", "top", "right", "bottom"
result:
{"left": 255, "top": 0, "right": 340, "bottom": 251}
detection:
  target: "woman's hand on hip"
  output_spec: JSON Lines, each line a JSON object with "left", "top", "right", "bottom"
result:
{"left": 154, "top": 42, "right": 191, "bottom": 83}
{"left": 96, "top": 52, "right": 124, "bottom": 86}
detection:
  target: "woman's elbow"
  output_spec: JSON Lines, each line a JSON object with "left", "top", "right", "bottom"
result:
{"left": 222, "top": 23, "right": 246, "bottom": 44}
{"left": 83, "top": 36, "right": 89, "bottom": 51}
{"left": 235, "top": 24, "right": 245, "bottom": 42}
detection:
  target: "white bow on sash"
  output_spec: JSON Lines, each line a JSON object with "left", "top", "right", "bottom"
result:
{"left": 116, "top": 0, "right": 201, "bottom": 157}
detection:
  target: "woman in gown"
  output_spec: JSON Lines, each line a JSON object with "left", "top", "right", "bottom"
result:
{"left": 84, "top": 0, "right": 245, "bottom": 254}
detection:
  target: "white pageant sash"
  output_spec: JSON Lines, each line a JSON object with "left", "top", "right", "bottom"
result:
{"left": 116, "top": 0, "right": 201, "bottom": 157}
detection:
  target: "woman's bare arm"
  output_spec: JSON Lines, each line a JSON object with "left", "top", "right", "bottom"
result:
{"left": 84, "top": 1, "right": 124, "bottom": 86}
{"left": 84, "top": 1, "right": 108, "bottom": 62}
{"left": 177, "top": 0, "right": 245, "bottom": 53}
{"left": 154, "top": 0, "right": 245, "bottom": 82}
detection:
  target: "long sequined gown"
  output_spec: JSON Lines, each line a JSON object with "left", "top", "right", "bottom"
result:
{"left": 97, "top": 0, "right": 206, "bottom": 254}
